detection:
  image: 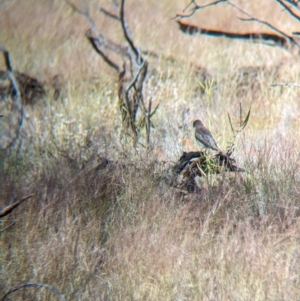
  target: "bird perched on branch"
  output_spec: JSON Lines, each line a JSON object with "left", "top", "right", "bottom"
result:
{"left": 193, "top": 119, "right": 220, "bottom": 152}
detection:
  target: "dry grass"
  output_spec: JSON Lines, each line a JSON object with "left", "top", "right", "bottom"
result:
{"left": 1, "top": 0, "right": 300, "bottom": 300}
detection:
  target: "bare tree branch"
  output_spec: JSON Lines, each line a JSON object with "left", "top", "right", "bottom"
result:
{"left": 2, "top": 282, "right": 66, "bottom": 301}
{"left": 283, "top": 0, "right": 300, "bottom": 10}
{"left": 85, "top": 31, "right": 121, "bottom": 72}
{"left": 276, "top": 0, "right": 300, "bottom": 21}
{"left": 120, "top": 0, "right": 141, "bottom": 64}
{"left": 0, "top": 221, "right": 16, "bottom": 233}
{"left": 228, "top": 1, "right": 300, "bottom": 49}
{"left": 65, "top": 0, "right": 101, "bottom": 37}
{"left": 66, "top": 0, "right": 157, "bottom": 148}
{"left": 100, "top": 7, "right": 119, "bottom": 21}
{"left": 174, "top": 0, "right": 228, "bottom": 19}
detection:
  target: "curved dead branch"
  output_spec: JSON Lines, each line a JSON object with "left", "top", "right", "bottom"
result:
{"left": 228, "top": 2, "right": 300, "bottom": 50}
{"left": 120, "top": 0, "right": 141, "bottom": 63}
{"left": 174, "top": 0, "right": 227, "bottom": 19}
{"left": 1, "top": 282, "right": 66, "bottom": 301}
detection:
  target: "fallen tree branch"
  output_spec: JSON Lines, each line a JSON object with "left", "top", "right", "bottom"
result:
{"left": 177, "top": 20, "right": 289, "bottom": 48}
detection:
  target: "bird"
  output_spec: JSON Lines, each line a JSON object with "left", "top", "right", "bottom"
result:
{"left": 193, "top": 119, "right": 220, "bottom": 152}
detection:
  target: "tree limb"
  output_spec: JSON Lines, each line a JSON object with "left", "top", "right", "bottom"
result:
{"left": 120, "top": 0, "right": 141, "bottom": 64}
{"left": 276, "top": 0, "right": 300, "bottom": 21}
{"left": 2, "top": 282, "right": 66, "bottom": 301}
{"left": 100, "top": 7, "right": 120, "bottom": 21}
{"left": 174, "top": 0, "right": 228, "bottom": 19}
{"left": 228, "top": 1, "right": 300, "bottom": 50}
{"left": 283, "top": 0, "right": 300, "bottom": 10}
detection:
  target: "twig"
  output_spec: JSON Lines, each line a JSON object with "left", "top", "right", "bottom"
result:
{"left": 174, "top": 0, "right": 228, "bottom": 19}
{"left": 2, "top": 282, "right": 66, "bottom": 301}
{"left": 283, "top": 0, "right": 300, "bottom": 10}
{"left": 85, "top": 31, "right": 120, "bottom": 71}
{"left": 65, "top": 0, "right": 101, "bottom": 38}
{"left": 0, "top": 194, "right": 33, "bottom": 218}
{"left": 228, "top": 1, "right": 300, "bottom": 49}
{"left": 276, "top": 0, "right": 300, "bottom": 21}
{"left": 0, "top": 221, "right": 16, "bottom": 233}
{"left": 100, "top": 7, "right": 119, "bottom": 20}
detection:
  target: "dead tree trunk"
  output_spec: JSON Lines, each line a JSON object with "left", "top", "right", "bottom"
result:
{"left": 0, "top": 46, "right": 24, "bottom": 150}
{"left": 69, "top": 0, "right": 158, "bottom": 148}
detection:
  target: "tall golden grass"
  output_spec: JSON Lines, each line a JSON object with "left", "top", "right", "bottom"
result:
{"left": 1, "top": 0, "right": 300, "bottom": 300}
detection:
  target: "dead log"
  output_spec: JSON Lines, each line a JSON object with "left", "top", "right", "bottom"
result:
{"left": 172, "top": 151, "right": 244, "bottom": 193}
{"left": 177, "top": 20, "right": 290, "bottom": 49}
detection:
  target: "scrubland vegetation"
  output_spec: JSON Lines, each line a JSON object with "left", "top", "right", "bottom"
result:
{"left": 1, "top": 0, "right": 300, "bottom": 300}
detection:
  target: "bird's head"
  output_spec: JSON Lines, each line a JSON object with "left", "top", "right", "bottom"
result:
{"left": 193, "top": 119, "right": 203, "bottom": 128}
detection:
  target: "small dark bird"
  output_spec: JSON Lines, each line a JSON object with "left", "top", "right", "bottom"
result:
{"left": 193, "top": 119, "right": 220, "bottom": 152}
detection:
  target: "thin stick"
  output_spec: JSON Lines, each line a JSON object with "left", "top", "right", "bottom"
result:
{"left": 2, "top": 282, "right": 66, "bottom": 301}
{"left": 174, "top": 0, "right": 228, "bottom": 19}
{"left": 228, "top": 1, "right": 300, "bottom": 49}
{"left": 0, "top": 194, "right": 33, "bottom": 218}
{"left": 276, "top": 0, "right": 300, "bottom": 21}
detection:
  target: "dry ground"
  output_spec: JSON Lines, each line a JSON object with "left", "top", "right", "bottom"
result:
{"left": 1, "top": 0, "right": 300, "bottom": 300}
